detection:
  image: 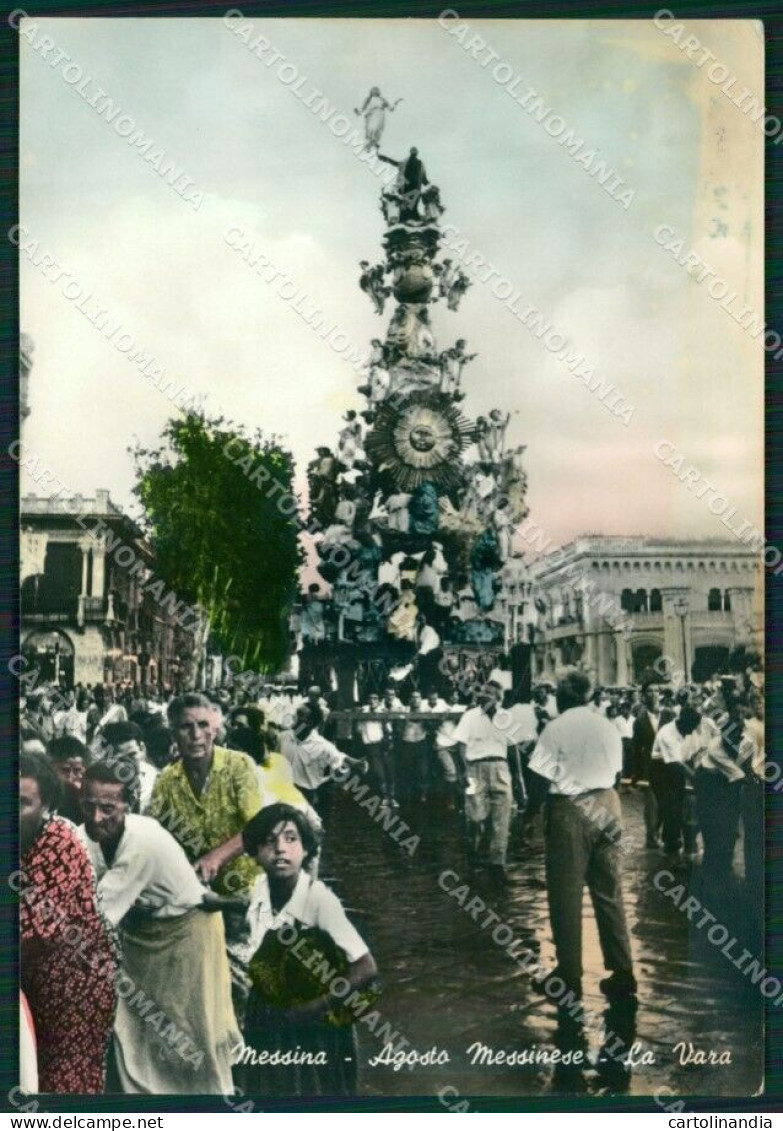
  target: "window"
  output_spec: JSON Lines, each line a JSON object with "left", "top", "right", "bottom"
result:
{"left": 723, "top": 590, "right": 732, "bottom": 611}
{"left": 708, "top": 588, "right": 722, "bottom": 611}
{"left": 621, "top": 588, "right": 649, "bottom": 612}
{"left": 650, "top": 589, "right": 662, "bottom": 612}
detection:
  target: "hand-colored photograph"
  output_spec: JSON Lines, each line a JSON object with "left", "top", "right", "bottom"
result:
{"left": 15, "top": 12, "right": 767, "bottom": 1107}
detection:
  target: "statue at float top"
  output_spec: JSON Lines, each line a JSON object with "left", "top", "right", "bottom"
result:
{"left": 354, "top": 88, "right": 402, "bottom": 153}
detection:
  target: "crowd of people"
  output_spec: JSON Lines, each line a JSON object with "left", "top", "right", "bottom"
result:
{"left": 20, "top": 683, "right": 378, "bottom": 1098}
{"left": 18, "top": 660, "right": 765, "bottom": 1096}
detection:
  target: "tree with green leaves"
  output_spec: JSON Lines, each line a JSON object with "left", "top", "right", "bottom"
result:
{"left": 131, "top": 412, "right": 303, "bottom": 677}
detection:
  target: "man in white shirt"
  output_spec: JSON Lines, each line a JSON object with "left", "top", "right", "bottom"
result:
{"left": 453, "top": 681, "right": 515, "bottom": 882}
{"left": 355, "top": 692, "right": 396, "bottom": 808}
{"left": 687, "top": 702, "right": 746, "bottom": 887}
{"left": 417, "top": 619, "right": 440, "bottom": 656}
{"left": 433, "top": 689, "right": 465, "bottom": 797}
{"left": 416, "top": 616, "right": 442, "bottom": 698}
{"left": 630, "top": 686, "right": 671, "bottom": 848}
{"left": 382, "top": 687, "right": 405, "bottom": 711}
{"left": 738, "top": 703, "right": 764, "bottom": 925}
{"left": 532, "top": 685, "right": 554, "bottom": 729}
{"left": 79, "top": 758, "right": 240, "bottom": 1095}
{"left": 262, "top": 688, "right": 288, "bottom": 732}
{"left": 399, "top": 691, "right": 431, "bottom": 803}
{"left": 305, "top": 684, "right": 331, "bottom": 727}
{"left": 100, "top": 721, "right": 159, "bottom": 813}
{"left": 424, "top": 690, "right": 449, "bottom": 714}
{"left": 501, "top": 698, "right": 539, "bottom": 817}
{"left": 419, "top": 690, "right": 449, "bottom": 796}
{"left": 53, "top": 692, "right": 88, "bottom": 743}
{"left": 528, "top": 670, "right": 635, "bottom": 1003}
{"left": 651, "top": 705, "right": 701, "bottom": 856}
{"left": 613, "top": 703, "right": 634, "bottom": 779}
{"left": 589, "top": 690, "right": 608, "bottom": 715}
{"left": 280, "top": 705, "right": 365, "bottom": 805}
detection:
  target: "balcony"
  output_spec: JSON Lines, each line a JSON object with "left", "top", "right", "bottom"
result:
{"left": 625, "top": 610, "right": 664, "bottom": 628}
{"left": 21, "top": 593, "right": 77, "bottom": 621}
{"left": 545, "top": 619, "right": 585, "bottom": 641}
{"left": 21, "top": 593, "right": 110, "bottom": 624}
{"left": 83, "top": 596, "right": 109, "bottom": 621}
{"left": 692, "top": 610, "right": 734, "bottom": 627}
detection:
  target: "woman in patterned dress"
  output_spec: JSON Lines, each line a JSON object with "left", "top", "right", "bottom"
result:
{"left": 19, "top": 750, "right": 118, "bottom": 1093}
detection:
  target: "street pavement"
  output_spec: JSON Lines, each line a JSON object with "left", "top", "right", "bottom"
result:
{"left": 319, "top": 783, "right": 765, "bottom": 1101}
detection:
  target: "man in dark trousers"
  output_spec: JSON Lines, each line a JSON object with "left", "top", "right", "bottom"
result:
{"left": 631, "top": 685, "right": 673, "bottom": 848}
{"left": 529, "top": 670, "right": 636, "bottom": 1003}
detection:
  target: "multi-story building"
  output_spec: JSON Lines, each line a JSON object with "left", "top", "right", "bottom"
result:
{"left": 529, "top": 535, "right": 762, "bottom": 685}
{"left": 20, "top": 490, "right": 199, "bottom": 690}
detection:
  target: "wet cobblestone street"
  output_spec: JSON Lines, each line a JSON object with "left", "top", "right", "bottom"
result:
{"left": 320, "top": 783, "right": 765, "bottom": 1102}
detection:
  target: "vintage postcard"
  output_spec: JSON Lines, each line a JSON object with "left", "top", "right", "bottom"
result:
{"left": 15, "top": 12, "right": 768, "bottom": 1111}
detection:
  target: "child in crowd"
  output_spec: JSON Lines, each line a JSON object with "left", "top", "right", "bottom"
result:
{"left": 236, "top": 804, "right": 378, "bottom": 1098}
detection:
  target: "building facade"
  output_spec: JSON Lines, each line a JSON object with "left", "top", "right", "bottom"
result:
{"left": 21, "top": 490, "right": 199, "bottom": 690}
{"left": 529, "top": 535, "right": 762, "bottom": 685}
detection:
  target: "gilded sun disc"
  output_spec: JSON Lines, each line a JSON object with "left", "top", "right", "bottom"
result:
{"left": 393, "top": 405, "right": 457, "bottom": 469}
{"left": 365, "top": 390, "right": 472, "bottom": 490}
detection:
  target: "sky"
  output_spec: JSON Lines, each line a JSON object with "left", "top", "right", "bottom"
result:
{"left": 19, "top": 15, "right": 764, "bottom": 551}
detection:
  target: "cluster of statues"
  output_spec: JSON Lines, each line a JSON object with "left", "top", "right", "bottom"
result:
{"left": 458, "top": 410, "right": 527, "bottom": 556}
{"left": 356, "top": 335, "right": 478, "bottom": 413}
{"left": 307, "top": 412, "right": 369, "bottom": 528}
{"left": 364, "top": 258, "right": 469, "bottom": 315}
{"left": 303, "top": 113, "right": 529, "bottom": 654}
{"left": 300, "top": 552, "right": 516, "bottom": 648}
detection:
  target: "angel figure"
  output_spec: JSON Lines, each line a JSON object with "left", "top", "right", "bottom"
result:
{"left": 486, "top": 409, "right": 511, "bottom": 461}
{"left": 492, "top": 496, "right": 514, "bottom": 562}
{"left": 337, "top": 410, "right": 364, "bottom": 469}
{"left": 501, "top": 444, "right": 527, "bottom": 488}
{"left": 422, "top": 184, "right": 445, "bottom": 222}
{"left": 307, "top": 447, "right": 339, "bottom": 527}
{"left": 359, "top": 261, "right": 389, "bottom": 315}
{"left": 439, "top": 258, "right": 458, "bottom": 298}
{"left": 463, "top": 463, "right": 497, "bottom": 522}
{"left": 386, "top": 492, "right": 413, "bottom": 533}
{"left": 387, "top": 583, "right": 418, "bottom": 642}
{"left": 446, "top": 268, "right": 472, "bottom": 312}
{"left": 368, "top": 361, "right": 391, "bottom": 407}
{"left": 354, "top": 88, "right": 402, "bottom": 153}
{"left": 360, "top": 338, "right": 389, "bottom": 397}
{"left": 381, "top": 192, "right": 402, "bottom": 225}
{"left": 474, "top": 417, "right": 493, "bottom": 463}
{"left": 439, "top": 339, "right": 477, "bottom": 397}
